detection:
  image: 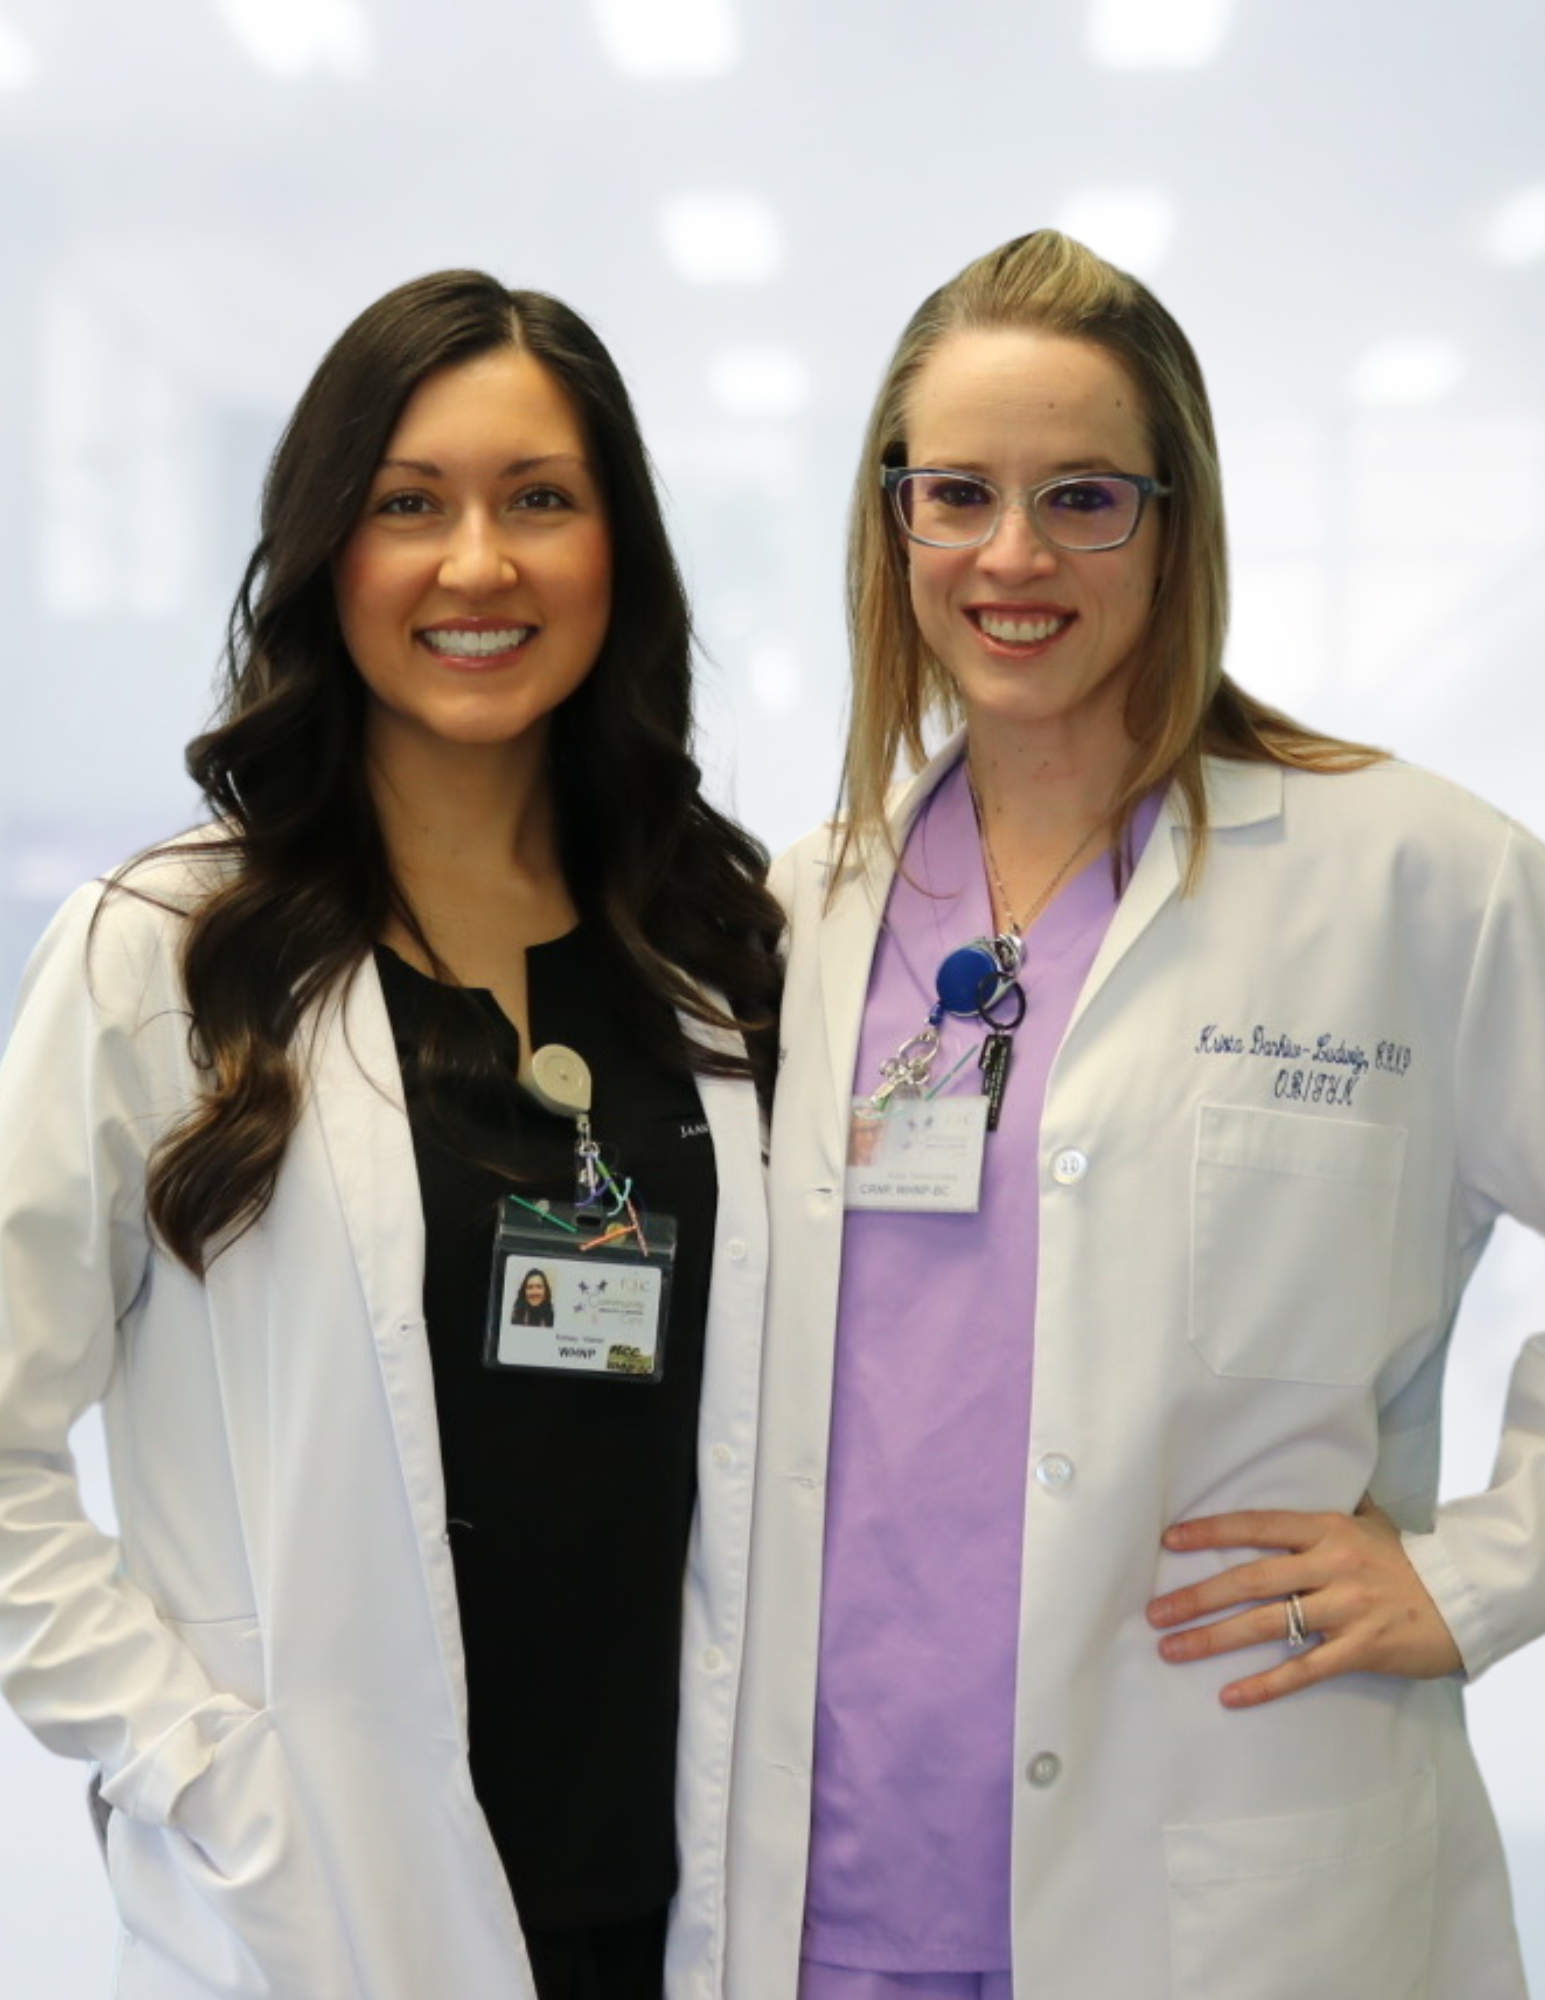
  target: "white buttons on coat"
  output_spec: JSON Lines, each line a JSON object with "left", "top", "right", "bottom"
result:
{"left": 712, "top": 1444, "right": 735, "bottom": 1471}
{"left": 1050, "top": 1148, "right": 1088, "bottom": 1184}
{"left": 1034, "top": 1453, "right": 1075, "bottom": 1491}
{"left": 1026, "top": 1752, "right": 1063, "bottom": 1788}
{"left": 702, "top": 1647, "right": 726, "bottom": 1673}
{"left": 726, "top": 1238, "right": 748, "bottom": 1261}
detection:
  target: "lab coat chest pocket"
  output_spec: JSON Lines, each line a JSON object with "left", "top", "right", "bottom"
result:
{"left": 1164, "top": 1767, "right": 1436, "bottom": 2000}
{"left": 1191, "top": 1104, "right": 1406, "bottom": 1384}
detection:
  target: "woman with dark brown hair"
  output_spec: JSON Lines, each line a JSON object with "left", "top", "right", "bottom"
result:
{"left": 511, "top": 1268, "right": 557, "bottom": 1327}
{"left": 0, "top": 271, "right": 779, "bottom": 2000}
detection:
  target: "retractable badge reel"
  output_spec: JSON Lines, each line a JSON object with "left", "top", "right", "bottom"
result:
{"left": 483, "top": 1045, "right": 677, "bottom": 1383}
{"left": 844, "top": 933, "right": 1024, "bottom": 1214}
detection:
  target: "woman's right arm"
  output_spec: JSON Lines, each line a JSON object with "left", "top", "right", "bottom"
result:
{"left": 0, "top": 882, "right": 254, "bottom": 1828}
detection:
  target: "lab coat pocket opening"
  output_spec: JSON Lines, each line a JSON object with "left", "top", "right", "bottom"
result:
{"left": 1164, "top": 1767, "right": 1436, "bottom": 2000}
{"left": 108, "top": 1705, "right": 354, "bottom": 1998}
{"left": 1190, "top": 1104, "right": 1407, "bottom": 1384}
{"left": 165, "top": 1613, "right": 265, "bottom": 1709}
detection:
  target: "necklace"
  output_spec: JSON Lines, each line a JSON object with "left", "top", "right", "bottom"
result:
{"left": 967, "top": 767, "right": 1108, "bottom": 941}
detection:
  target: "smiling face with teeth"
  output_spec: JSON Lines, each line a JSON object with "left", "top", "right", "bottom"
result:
{"left": 901, "top": 326, "right": 1163, "bottom": 778}
{"left": 333, "top": 344, "right": 612, "bottom": 774}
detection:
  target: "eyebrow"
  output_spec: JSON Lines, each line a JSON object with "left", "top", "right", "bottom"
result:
{"left": 921, "top": 455, "right": 1131, "bottom": 478}
{"left": 373, "top": 452, "right": 590, "bottom": 479}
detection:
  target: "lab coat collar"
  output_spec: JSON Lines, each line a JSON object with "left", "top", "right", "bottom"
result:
{"left": 308, "top": 958, "right": 428, "bottom": 1338}
{"left": 1064, "top": 755, "right": 1285, "bottom": 1039}
{"left": 1189, "top": 753, "right": 1285, "bottom": 830}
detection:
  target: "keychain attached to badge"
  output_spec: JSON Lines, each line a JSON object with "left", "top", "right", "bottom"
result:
{"left": 483, "top": 1044, "right": 677, "bottom": 1383}
{"left": 975, "top": 975, "right": 1025, "bottom": 1132}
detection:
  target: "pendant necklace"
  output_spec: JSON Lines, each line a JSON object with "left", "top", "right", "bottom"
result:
{"left": 963, "top": 772, "right": 1106, "bottom": 1126}
{"left": 967, "top": 768, "right": 1107, "bottom": 950}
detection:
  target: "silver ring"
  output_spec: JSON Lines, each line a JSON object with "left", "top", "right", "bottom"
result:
{"left": 1285, "top": 1592, "right": 1310, "bottom": 1650}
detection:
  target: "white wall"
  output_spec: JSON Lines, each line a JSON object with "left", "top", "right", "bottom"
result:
{"left": 3, "top": 0, "right": 1545, "bottom": 1990}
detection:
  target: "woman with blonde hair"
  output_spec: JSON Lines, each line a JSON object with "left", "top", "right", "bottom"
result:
{"left": 728, "top": 230, "right": 1545, "bottom": 1999}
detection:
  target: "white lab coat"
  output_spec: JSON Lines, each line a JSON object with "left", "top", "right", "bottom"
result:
{"left": 727, "top": 741, "right": 1545, "bottom": 2000}
{"left": 0, "top": 842, "right": 768, "bottom": 2000}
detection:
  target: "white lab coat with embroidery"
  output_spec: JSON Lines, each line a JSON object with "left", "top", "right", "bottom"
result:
{"left": 726, "top": 742, "right": 1545, "bottom": 2000}
{"left": 0, "top": 844, "right": 767, "bottom": 2000}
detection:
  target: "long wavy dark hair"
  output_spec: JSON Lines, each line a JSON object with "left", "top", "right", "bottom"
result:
{"left": 134, "top": 271, "right": 781, "bottom": 1274}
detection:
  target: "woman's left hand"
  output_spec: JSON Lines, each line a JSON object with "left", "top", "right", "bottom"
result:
{"left": 1146, "top": 1496, "right": 1462, "bottom": 1707}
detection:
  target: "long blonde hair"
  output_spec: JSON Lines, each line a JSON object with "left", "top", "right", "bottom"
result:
{"left": 838, "top": 230, "right": 1380, "bottom": 886}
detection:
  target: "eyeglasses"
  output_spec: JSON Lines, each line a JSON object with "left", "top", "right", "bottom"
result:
{"left": 882, "top": 467, "right": 1170, "bottom": 552}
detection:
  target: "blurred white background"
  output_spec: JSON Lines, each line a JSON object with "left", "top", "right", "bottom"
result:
{"left": 2, "top": 0, "right": 1544, "bottom": 1991}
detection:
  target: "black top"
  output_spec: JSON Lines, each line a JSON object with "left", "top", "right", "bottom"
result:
{"left": 375, "top": 930, "right": 717, "bottom": 1928}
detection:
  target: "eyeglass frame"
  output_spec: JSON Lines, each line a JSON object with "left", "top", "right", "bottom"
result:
{"left": 881, "top": 465, "right": 1171, "bottom": 553}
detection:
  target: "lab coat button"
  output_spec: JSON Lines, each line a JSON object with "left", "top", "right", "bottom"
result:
{"left": 1035, "top": 1453, "right": 1075, "bottom": 1490}
{"left": 1050, "top": 1148, "right": 1088, "bottom": 1184}
{"left": 726, "top": 1238, "right": 747, "bottom": 1261}
{"left": 702, "top": 1647, "right": 726, "bottom": 1673}
{"left": 1027, "top": 1752, "right": 1062, "bottom": 1788}
{"left": 712, "top": 1444, "right": 735, "bottom": 1470}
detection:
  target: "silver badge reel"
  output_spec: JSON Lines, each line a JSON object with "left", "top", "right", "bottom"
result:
{"left": 484, "top": 1044, "right": 677, "bottom": 1383}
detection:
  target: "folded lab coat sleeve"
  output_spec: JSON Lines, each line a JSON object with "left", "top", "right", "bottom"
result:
{"left": 1403, "top": 819, "right": 1545, "bottom": 1679}
{"left": 0, "top": 880, "right": 254, "bottom": 1825}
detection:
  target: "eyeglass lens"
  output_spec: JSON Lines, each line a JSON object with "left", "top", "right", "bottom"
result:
{"left": 894, "top": 472, "right": 1144, "bottom": 551}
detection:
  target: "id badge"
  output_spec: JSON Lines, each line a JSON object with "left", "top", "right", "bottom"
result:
{"left": 485, "top": 1201, "right": 678, "bottom": 1383}
{"left": 844, "top": 1094, "right": 987, "bottom": 1212}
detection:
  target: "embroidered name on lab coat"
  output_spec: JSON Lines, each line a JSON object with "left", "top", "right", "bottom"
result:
{"left": 1193, "top": 1022, "right": 1414, "bottom": 1110}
